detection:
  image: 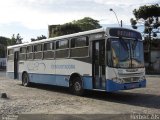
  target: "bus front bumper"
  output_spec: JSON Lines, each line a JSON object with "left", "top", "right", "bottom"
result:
{"left": 106, "top": 79, "right": 146, "bottom": 92}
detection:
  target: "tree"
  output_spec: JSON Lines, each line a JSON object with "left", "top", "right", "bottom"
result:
{"left": 0, "top": 37, "right": 8, "bottom": 58}
{"left": 130, "top": 4, "right": 160, "bottom": 71}
{"left": 16, "top": 33, "right": 23, "bottom": 44}
{"left": 131, "top": 4, "right": 160, "bottom": 31}
{"left": 11, "top": 34, "right": 16, "bottom": 45}
{"left": 11, "top": 33, "right": 23, "bottom": 44}
{"left": 73, "top": 17, "right": 101, "bottom": 31}
{"left": 31, "top": 35, "right": 47, "bottom": 42}
{"left": 49, "top": 17, "right": 101, "bottom": 37}
{"left": 51, "top": 23, "right": 82, "bottom": 37}
{"left": 0, "top": 36, "right": 14, "bottom": 58}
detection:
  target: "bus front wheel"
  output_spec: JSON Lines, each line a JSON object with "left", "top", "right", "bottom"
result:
{"left": 22, "top": 73, "right": 30, "bottom": 87}
{"left": 71, "top": 77, "right": 84, "bottom": 96}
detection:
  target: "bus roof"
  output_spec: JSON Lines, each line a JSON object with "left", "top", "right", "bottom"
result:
{"left": 7, "top": 27, "right": 141, "bottom": 49}
{"left": 7, "top": 28, "right": 105, "bottom": 49}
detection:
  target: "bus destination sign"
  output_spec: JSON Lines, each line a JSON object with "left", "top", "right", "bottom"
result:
{"left": 109, "top": 28, "right": 142, "bottom": 39}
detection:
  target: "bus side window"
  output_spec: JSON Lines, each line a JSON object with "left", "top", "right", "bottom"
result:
{"left": 7, "top": 49, "right": 14, "bottom": 61}
{"left": 70, "top": 36, "right": 89, "bottom": 58}
{"left": 34, "top": 44, "right": 43, "bottom": 59}
{"left": 55, "top": 39, "right": 69, "bottom": 58}
{"left": 43, "top": 42, "right": 54, "bottom": 59}
{"left": 19, "top": 47, "right": 26, "bottom": 60}
{"left": 26, "top": 46, "right": 33, "bottom": 60}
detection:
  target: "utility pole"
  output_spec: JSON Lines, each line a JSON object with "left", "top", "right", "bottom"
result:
{"left": 120, "top": 20, "right": 123, "bottom": 27}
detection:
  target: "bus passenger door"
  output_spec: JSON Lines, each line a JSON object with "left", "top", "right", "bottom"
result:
{"left": 14, "top": 51, "right": 19, "bottom": 79}
{"left": 92, "top": 40, "right": 106, "bottom": 89}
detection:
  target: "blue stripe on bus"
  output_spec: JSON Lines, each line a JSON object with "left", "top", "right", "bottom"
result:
{"left": 29, "top": 73, "right": 93, "bottom": 89}
{"left": 83, "top": 76, "right": 93, "bottom": 90}
{"left": 106, "top": 79, "right": 146, "bottom": 92}
{"left": 7, "top": 72, "right": 93, "bottom": 90}
{"left": 29, "top": 73, "right": 63, "bottom": 86}
{"left": 7, "top": 72, "right": 146, "bottom": 92}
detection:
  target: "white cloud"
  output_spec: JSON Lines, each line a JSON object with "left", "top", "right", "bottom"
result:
{"left": 0, "top": 0, "right": 159, "bottom": 30}
{"left": 0, "top": 0, "right": 103, "bottom": 29}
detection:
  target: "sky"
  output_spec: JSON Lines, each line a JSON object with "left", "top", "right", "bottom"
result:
{"left": 0, "top": 0, "right": 159, "bottom": 42}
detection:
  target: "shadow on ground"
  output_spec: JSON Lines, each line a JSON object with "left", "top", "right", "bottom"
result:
{"left": 18, "top": 83, "right": 160, "bottom": 110}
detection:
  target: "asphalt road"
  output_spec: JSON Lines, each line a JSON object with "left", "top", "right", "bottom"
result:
{"left": 0, "top": 72, "right": 160, "bottom": 120}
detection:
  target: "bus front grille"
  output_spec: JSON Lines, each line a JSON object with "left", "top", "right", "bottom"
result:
{"left": 122, "top": 77, "right": 139, "bottom": 83}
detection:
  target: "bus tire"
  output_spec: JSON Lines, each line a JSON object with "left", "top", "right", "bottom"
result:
{"left": 71, "top": 77, "right": 84, "bottom": 96}
{"left": 22, "top": 73, "right": 30, "bottom": 87}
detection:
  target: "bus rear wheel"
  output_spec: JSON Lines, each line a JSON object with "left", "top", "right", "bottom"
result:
{"left": 71, "top": 77, "right": 84, "bottom": 96}
{"left": 22, "top": 73, "right": 30, "bottom": 87}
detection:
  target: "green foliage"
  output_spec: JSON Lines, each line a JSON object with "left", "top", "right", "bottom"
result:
{"left": 10, "top": 33, "right": 23, "bottom": 44}
{"left": 133, "top": 4, "right": 160, "bottom": 20}
{"left": 15, "top": 33, "right": 23, "bottom": 44}
{"left": 0, "top": 36, "right": 13, "bottom": 57}
{"left": 0, "top": 36, "right": 17, "bottom": 46}
{"left": 31, "top": 35, "right": 47, "bottom": 42}
{"left": 73, "top": 17, "right": 101, "bottom": 31}
{"left": 49, "top": 17, "right": 101, "bottom": 37}
{"left": 52, "top": 23, "right": 82, "bottom": 37}
{"left": 130, "top": 4, "right": 160, "bottom": 36}
{"left": 10, "top": 34, "right": 16, "bottom": 45}
{"left": 0, "top": 34, "right": 22, "bottom": 57}
{"left": 131, "top": 4, "right": 160, "bottom": 70}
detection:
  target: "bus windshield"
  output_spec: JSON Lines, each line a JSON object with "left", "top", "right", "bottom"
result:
{"left": 108, "top": 38, "right": 144, "bottom": 68}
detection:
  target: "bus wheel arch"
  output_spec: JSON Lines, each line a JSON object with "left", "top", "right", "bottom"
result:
{"left": 22, "top": 71, "right": 30, "bottom": 87}
{"left": 69, "top": 73, "right": 84, "bottom": 96}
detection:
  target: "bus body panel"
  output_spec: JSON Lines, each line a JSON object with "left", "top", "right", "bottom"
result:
{"left": 8, "top": 58, "right": 93, "bottom": 89}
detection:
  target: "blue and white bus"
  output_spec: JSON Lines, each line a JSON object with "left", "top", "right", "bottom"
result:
{"left": 7, "top": 27, "right": 146, "bottom": 95}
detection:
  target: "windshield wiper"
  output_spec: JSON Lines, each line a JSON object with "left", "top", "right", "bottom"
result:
{"left": 119, "top": 38, "right": 128, "bottom": 51}
{"left": 131, "top": 40, "right": 138, "bottom": 50}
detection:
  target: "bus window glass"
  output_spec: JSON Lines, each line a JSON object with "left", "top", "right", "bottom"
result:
{"left": 71, "top": 36, "right": 89, "bottom": 48}
{"left": 26, "top": 46, "right": 33, "bottom": 59}
{"left": 70, "top": 36, "right": 89, "bottom": 58}
{"left": 20, "top": 47, "right": 26, "bottom": 53}
{"left": 8, "top": 49, "right": 13, "bottom": 55}
{"left": 56, "top": 40, "right": 68, "bottom": 49}
{"left": 33, "top": 44, "right": 42, "bottom": 59}
{"left": 7, "top": 49, "right": 14, "bottom": 60}
{"left": 34, "top": 44, "right": 42, "bottom": 52}
{"left": 108, "top": 38, "right": 144, "bottom": 68}
{"left": 19, "top": 47, "right": 26, "bottom": 60}
{"left": 131, "top": 41, "right": 144, "bottom": 67}
{"left": 44, "top": 43, "right": 52, "bottom": 51}
{"left": 43, "top": 42, "right": 54, "bottom": 59}
{"left": 27, "top": 46, "right": 33, "bottom": 53}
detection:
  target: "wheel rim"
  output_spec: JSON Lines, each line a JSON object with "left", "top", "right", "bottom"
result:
{"left": 74, "top": 81, "right": 81, "bottom": 91}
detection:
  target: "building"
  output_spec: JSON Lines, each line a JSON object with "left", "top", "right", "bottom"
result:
{"left": 144, "top": 39, "right": 160, "bottom": 74}
{"left": 48, "top": 25, "right": 60, "bottom": 38}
